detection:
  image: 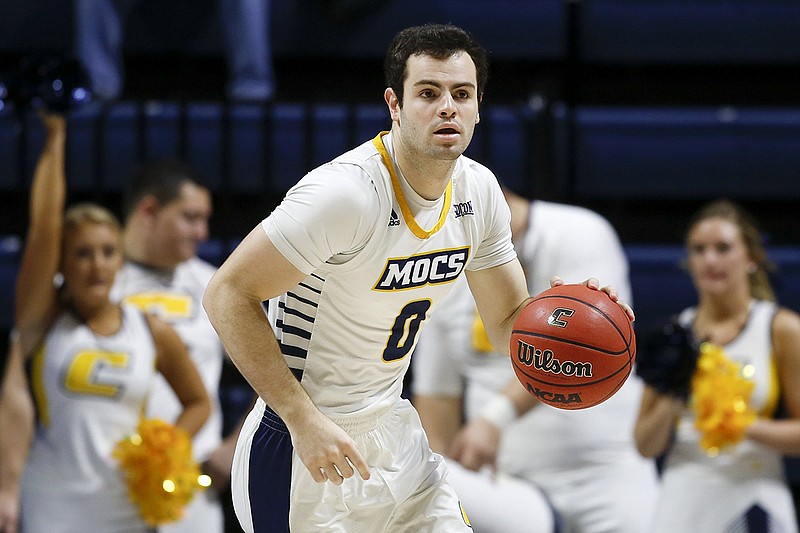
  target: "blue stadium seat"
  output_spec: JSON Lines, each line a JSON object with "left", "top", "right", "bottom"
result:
{"left": 228, "top": 104, "right": 268, "bottom": 193}
{"left": 579, "top": 0, "right": 800, "bottom": 64}
{"left": 566, "top": 106, "right": 800, "bottom": 199}
{"left": 271, "top": 103, "right": 308, "bottom": 194}
{"left": 101, "top": 101, "right": 140, "bottom": 192}
{"left": 463, "top": 104, "right": 540, "bottom": 193}
{"left": 625, "top": 244, "right": 695, "bottom": 330}
{"left": 185, "top": 102, "right": 224, "bottom": 192}
{"left": 66, "top": 103, "right": 102, "bottom": 192}
{"left": 143, "top": 101, "right": 181, "bottom": 161}
{"left": 354, "top": 104, "right": 389, "bottom": 146}
{"left": 311, "top": 104, "right": 349, "bottom": 169}
{"left": 485, "top": 105, "right": 540, "bottom": 194}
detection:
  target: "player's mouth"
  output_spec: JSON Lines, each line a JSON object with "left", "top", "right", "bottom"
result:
{"left": 433, "top": 125, "right": 461, "bottom": 139}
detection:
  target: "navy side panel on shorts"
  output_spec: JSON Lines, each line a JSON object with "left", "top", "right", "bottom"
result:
{"left": 249, "top": 406, "right": 294, "bottom": 532}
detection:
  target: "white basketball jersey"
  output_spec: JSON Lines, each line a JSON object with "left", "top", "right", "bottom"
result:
{"left": 262, "top": 132, "right": 516, "bottom": 417}
{"left": 21, "top": 305, "right": 156, "bottom": 532}
{"left": 112, "top": 257, "right": 223, "bottom": 461}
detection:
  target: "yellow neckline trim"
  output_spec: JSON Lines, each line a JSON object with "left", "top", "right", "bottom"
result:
{"left": 372, "top": 132, "right": 452, "bottom": 240}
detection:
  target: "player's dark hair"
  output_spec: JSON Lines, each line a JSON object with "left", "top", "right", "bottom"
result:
{"left": 384, "top": 23, "right": 489, "bottom": 107}
{"left": 122, "top": 159, "right": 208, "bottom": 220}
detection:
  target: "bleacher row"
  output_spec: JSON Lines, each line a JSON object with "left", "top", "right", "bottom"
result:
{"left": 3, "top": 101, "right": 800, "bottom": 201}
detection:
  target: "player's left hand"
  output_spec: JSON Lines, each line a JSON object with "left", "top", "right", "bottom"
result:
{"left": 550, "top": 276, "right": 635, "bottom": 322}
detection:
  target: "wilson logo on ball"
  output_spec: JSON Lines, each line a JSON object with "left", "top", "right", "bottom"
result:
{"left": 515, "top": 340, "right": 593, "bottom": 377}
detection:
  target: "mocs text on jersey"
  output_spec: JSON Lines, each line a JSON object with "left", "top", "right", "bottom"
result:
{"left": 374, "top": 247, "right": 469, "bottom": 291}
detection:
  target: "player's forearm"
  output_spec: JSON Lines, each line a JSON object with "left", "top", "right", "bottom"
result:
{"left": 203, "top": 277, "right": 316, "bottom": 426}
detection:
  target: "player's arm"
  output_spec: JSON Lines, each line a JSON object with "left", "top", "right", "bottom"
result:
{"left": 148, "top": 314, "right": 211, "bottom": 436}
{"left": 744, "top": 308, "right": 800, "bottom": 455}
{"left": 465, "top": 258, "right": 532, "bottom": 356}
{"left": 0, "top": 337, "right": 35, "bottom": 533}
{"left": 203, "top": 226, "right": 370, "bottom": 484}
{"left": 15, "top": 113, "right": 66, "bottom": 357}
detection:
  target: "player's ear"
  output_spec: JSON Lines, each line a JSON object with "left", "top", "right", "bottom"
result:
{"left": 385, "top": 88, "right": 401, "bottom": 121}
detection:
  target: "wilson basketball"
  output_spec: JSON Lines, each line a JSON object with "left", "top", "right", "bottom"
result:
{"left": 510, "top": 284, "right": 636, "bottom": 410}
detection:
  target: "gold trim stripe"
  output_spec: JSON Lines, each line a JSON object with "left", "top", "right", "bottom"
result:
{"left": 372, "top": 132, "right": 452, "bottom": 240}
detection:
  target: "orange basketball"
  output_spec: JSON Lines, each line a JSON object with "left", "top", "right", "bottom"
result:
{"left": 510, "top": 284, "right": 635, "bottom": 410}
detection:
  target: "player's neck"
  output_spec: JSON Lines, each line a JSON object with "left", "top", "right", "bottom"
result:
{"left": 391, "top": 137, "right": 454, "bottom": 200}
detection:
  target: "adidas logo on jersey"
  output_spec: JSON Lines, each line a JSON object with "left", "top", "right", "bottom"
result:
{"left": 388, "top": 209, "right": 401, "bottom": 227}
{"left": 373, "top": 247, "right": 469, "bottom": 291}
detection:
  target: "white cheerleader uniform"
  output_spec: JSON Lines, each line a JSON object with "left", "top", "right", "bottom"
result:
{"left": 113, "top": 257, "right": 225, "bottom": 533}
{"left": 20, "top": 305, "right": 157, "bottom": 533}
{"left": 651, "top": 300, "right": 798, "bottom": 533}
{"left": 231, "top": 132, "right": 517, "bottom": 532}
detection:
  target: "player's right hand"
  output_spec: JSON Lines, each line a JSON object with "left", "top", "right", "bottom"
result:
{"left": 289, "top": 409, "right": 371, "bottom": 484}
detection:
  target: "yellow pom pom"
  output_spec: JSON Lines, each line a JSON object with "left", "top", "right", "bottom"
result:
{"left": 690, "top": 343, "right": 756, "bottom": 454}
{"left": 113, "top": 419, "right": 207, "bottom": 526}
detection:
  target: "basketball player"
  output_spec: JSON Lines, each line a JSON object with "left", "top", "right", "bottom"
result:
{"left": 112, "top": 159, "right": 250, "bottom": 533}
{"left": 202, "top": 24, "right": 633, "bottom": 532}
{"left": 635, "top": 200, "right": 800, "bottom": 533}
{"left": 0, "top": 112, "right": 210, "bottom": 533}
{"left": 413, "top": 187, "right": 660, "bottom": 533}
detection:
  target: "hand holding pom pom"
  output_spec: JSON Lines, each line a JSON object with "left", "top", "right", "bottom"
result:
{"left": 113, "top": 419, "right": 211, "bottom": 526}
